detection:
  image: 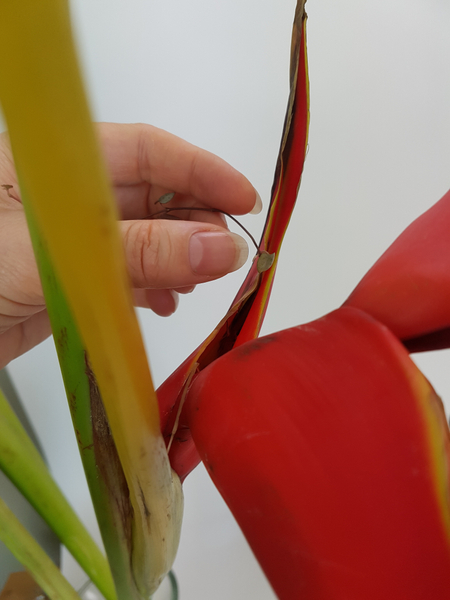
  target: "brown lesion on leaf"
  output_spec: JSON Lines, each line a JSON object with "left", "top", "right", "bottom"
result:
{"left": 74, "top": 426, "right": 94, "bottom": 452}
{"left": 138, "top": 482, "right": 151, "bottom": 520}
{"left": 74, "top": 427, "right": 83, "bottom": 448}
{"left": 68, "top": 391, "right": 77, "bottom": 413}
{"left": 84, "top": 352, "right": 133, "bottom": 547}
{"left": 55, "top": 326, "right": 69, "bottom": 353}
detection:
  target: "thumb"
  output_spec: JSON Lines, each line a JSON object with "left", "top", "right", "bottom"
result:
{"left": 120, "top": 218, "right": 249, "bottom": 291}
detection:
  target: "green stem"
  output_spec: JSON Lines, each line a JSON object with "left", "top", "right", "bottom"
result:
{"left": 0, "top": 388, "right": 116, "bottom": 600}
{"left": 0, "top": 496, "right": 81, "bottom": 600}
{"left": 168, "top": 571, "right": 179, "bottom": 600}
{"left": 19, "top": 179, "right": 139, "bottom": 600}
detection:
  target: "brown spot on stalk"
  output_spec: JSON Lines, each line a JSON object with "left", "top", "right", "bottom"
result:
{"left": 138, "top": 483, "right": 151, "bottom": 520}
{"left": 56, "top": 327, "right": 68, "bottom": 353}
{"left": 85, "top": 353, "right": 133, "bottom": 547}
{"left": 68, "top": 392, "right": 77, "bottom": 413}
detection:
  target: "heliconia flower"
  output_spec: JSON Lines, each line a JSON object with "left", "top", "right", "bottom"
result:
{"left": 185, "top": 307, "right": 450, "bottom": 599}
{"left": 156, "top": 2, "right": 450, "bottom": 596}
{"left": 345, "top": 188, "right": 450, "bottom": 352}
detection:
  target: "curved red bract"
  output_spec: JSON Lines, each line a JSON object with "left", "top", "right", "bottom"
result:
{"left": 345, "top": 188, "right": 450, "bottom": 350}
{"left": 186, "top": 307, "right": 450, "bottom": 599}
{"left": 154, "top": 5, "right": 450, "bottom": 593}
{"left": 156, "top": 8, "right": 310, "bottom": 481}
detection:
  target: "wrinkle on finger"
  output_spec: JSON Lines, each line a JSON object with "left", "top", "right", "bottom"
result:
{"left": 0, "top": 310, "right": 51, "bottom": 369}
{"left": 123, "top": 219, "right": 173, "bottom": 289}
{"left": 121, "top": 218, "right": 237, "bottom": 290}
{"left": 0, "top": 214, "right": 44, "bottom": 305}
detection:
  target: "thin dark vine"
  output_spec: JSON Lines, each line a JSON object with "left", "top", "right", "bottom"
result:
{"left": 148, "top": 195, "right": 275, "bottom": 273}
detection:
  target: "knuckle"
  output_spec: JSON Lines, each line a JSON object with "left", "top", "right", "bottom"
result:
{"left": 188, "top": 148, "right": 202, "bottom": 198}
{"left": 127, "top": 220, "right": 171, "bottom": 287}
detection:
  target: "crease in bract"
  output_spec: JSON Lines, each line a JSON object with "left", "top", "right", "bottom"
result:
{"left": 158, "top": 0, "right": 310, "bottom": 480}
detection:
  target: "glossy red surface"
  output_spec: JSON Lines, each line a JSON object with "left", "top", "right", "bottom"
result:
{"left": 187, "top": 307, "right": 450, "bottom": 598}
{"left": 345, "top": 189, "right": 450, "bottom": 350}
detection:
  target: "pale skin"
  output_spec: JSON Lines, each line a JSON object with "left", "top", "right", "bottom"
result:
{"left": 0, "top": 122, "right": 261, "bottom": 370}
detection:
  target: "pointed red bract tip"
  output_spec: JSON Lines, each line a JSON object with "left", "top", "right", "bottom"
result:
{"left": 156, "top": 7, "right": 309, "bottom": 480}
{"left": 345, "top": 189, "right": 450, "bottom": 350}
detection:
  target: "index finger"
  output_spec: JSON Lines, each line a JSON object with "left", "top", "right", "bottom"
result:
{"left": 97, "top": 122, "right": 260, "bottom": 217}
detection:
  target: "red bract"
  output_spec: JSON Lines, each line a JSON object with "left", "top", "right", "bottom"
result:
{"left": 157, "top": 1, "right": 309, "bottom": 481}
{"left": 186, "top": 307, "right": 450, "bottom": 599}
{"left": 156, "top": 2, "right": 450, "bottom": 597}
{"left": 345, "top": 188, "right": 450, "bottom": 352}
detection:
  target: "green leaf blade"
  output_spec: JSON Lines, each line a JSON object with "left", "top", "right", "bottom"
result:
{"left": 0, "top": 496, "right": 81, "bottom": 600}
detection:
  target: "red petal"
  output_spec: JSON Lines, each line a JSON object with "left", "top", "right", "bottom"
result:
{"left": 187, "top": 307, "right": 450, "bottom": 598}
{"left": 157, "top": 4, "right": 309, "bottom": 479}
{"left": 345, "top": 189, "right": 450, "bottom": 350}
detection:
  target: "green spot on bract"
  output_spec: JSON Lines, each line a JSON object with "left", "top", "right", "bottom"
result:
{"left": 257, "top": 251, "right": 275, "bottom": 273}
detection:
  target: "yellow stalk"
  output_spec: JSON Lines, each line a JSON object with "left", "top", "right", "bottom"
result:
{"left": 0, "top": 0, "right": 182, "bottom": 595}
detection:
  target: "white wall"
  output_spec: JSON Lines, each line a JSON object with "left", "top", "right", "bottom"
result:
{"left": 4, "top": 0, "right": 450, "bottom": 597}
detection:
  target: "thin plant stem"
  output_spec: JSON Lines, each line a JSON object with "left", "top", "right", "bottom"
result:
{"left": 0, "top": 496, "right": 81, "bottom": 600}
{"left": 0, "top": 385, "right": 117, "bottom": 600}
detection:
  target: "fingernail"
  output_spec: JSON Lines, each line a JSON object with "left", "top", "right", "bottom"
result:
{"left": 218, "top": 211, "right": 228, "bottom": 226}
{"left": 189, "top": 231, "right": 249, "bottom": 276}
{"left": 177, "top": 285, "right": 196, "bottom": 294}
{"left": 250, "top": 191, "right": 263, "bottom": 215}
{"left": 169, "top": 289, "right": 180, "bottom": 312}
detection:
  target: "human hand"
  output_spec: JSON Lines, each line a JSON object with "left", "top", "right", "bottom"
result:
{"left": 0, "top": 122, "right": 261, "bottom": 369}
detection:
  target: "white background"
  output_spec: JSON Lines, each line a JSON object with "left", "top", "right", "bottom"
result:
{"left": 2, "top": 0, "right": 450, "bottom": 597}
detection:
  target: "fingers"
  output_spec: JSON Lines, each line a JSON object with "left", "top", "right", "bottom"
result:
{"left": 121, "top": 218, "right": 249, "bottom": 290}
{"left": 0, "top": 310, "right": 51, "bottom": 370}
{"left": 102, "top": 122, "right": 257, "bottom": 313}
{"left": 0, "top": 124, "right": 257, "bottom": 358}
{"left": 133, "top": 289, "right": 179, "bottom": 317}
{"left": 0, "top": 134, "right": 21, "bottom": 210}
{"left": 0, "top": 212, "right": 44, "bottom": 311}
{"left": 97, "top": 123, "right": 261, "bottom": 219}
{"left": 176, "top": 285, "right": 196, "bottom": 294}
{"left": 132, "top": 286, "right": 195, "bottom": 317}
